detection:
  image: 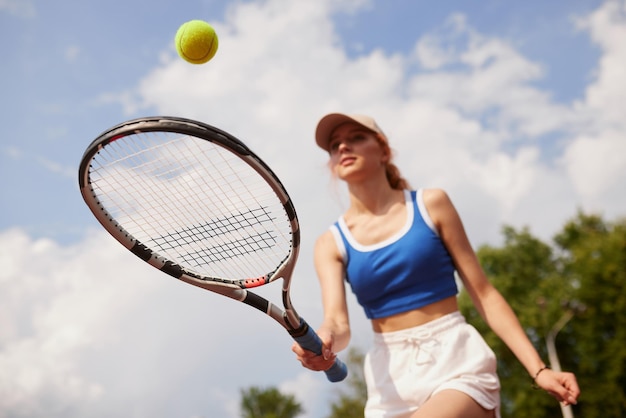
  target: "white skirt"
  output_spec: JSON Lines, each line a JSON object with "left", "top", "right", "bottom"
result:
{"left": 364, "top": 311, "right": 501, "bottom": 418}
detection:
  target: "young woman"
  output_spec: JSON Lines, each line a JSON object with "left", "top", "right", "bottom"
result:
{"left": 292, "top": 113, "right": 580, "bottom": 417}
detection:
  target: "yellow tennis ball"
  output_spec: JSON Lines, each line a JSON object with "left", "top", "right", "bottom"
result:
{"left": 175, "top": 20, "right": 219, "bottom": 64}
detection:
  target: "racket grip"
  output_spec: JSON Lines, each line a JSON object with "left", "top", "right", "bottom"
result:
{"left": 291, "top": 318, "right": 348, "bottom": 382}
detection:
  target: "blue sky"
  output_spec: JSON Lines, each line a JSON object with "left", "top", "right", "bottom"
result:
{"left": 1, "top": 0, "right": 625, "bottom": 417}
{"left": 0, "top": 0, "right": 608, "bottom": 242}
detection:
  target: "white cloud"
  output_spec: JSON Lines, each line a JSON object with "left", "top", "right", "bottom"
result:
{"left": 414, "top": 14, "right": 467, "bottom": 70}
{"left": 280, "top": 372, "right": 328, "bottom": 417}
{"left": 35, "top": 156, "right": 75, "bottom": 178}
{"left": 561, "top": 130, "right": 626, "bottom": 205}
{"left": 2, "top": 145, "right": 22, "bottom": 160}
{"left": 0, "top": 145, "right": 75, "bottom": 178}
{"left": 0, "top": 226, "right": 348, "bottom": 417}
{"left": 0, "top": 0, "right": 35, "bottom": 18}
{"left": 415, "top": 34, "right": 456, "bottom": 70}
{"left": 0, "top": 229, "right": 114, "bottom": 415}
{"left": 575, "top": 0, "right": 626, "bottom": 128}
{"left": 410, "top": 24, "right": 575, "bottom": 140}
{"left": 565, "top": 0, "right": 626, "bottom": 216}
{"left": 65, "top": 45, "right": 81, "bottom": 62}
{"left": 476, "top": 147, "right": 541, "bottom": 215}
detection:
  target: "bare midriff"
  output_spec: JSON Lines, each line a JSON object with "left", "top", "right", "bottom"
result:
{"left": 371, "top": 296, "right": 459, "bottom": 333}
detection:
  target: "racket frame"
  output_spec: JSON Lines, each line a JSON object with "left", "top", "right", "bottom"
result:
{"left": 78, "top": 116, "right": 347, "bottom": 382}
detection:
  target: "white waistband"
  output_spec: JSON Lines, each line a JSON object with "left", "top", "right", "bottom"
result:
{"left": 373, "top": 311, "right": 466, "bottom": 344}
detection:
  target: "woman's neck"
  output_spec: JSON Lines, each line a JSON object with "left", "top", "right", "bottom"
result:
{"left": 347, "top": 180, "right": 404, "bottom": 216}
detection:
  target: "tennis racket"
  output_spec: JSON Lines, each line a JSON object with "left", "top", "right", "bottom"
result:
{"left": 78, "top": 116, "right": 347, "bottom": 382}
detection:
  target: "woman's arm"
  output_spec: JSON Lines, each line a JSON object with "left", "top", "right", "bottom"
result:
{"left": 292, "top": 230, "right": 351, "bottom": 371}
{"left": 424, "top": 188, "right": 580, "bottom": 406}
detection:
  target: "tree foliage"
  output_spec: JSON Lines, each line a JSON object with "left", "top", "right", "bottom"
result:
{"left": 240, "top": 386, "right": 304, "bottom": 418}
{"left": 459, "top": 212, "right": 626, "bottom": 417}
{"left": 327, "top": 347, "right": 368, "bottom": 418}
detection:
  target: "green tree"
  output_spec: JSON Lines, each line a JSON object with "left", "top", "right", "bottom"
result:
{"left": 240, "top": 386, "right": 304, "bottom": 418}
{"left": 459, "top": 212, "right": 626, "bottom": 417}
{"left": 327, "top": 347, "right": 368, "bottom": 418}
{"left": 555, "top": 212, "right": 626, "bottom": 417}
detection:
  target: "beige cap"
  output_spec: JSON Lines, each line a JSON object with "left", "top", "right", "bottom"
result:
{"left": 315, "top": 113, "right": 387, "bottom": 151}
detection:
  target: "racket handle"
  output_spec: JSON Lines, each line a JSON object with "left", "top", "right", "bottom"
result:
{"left": 291, "top": 318, "right": 348, "bottom": 382}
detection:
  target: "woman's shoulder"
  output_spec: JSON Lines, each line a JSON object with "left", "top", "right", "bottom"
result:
{"left": 315, "top": 226, "right": 341, "bottom": 251}
{"left": 420, "top": 188, "right": 451, "bottom": 206}
{"left": 419, "top": 188, "right": 457, "bottom": 229}
{"left": 314, "top": 227, "right": 345, "bottom": 262}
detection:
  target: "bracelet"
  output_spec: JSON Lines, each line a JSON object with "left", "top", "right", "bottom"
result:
{"left": 532, "top": 365, "right": 550, "bottom": 389}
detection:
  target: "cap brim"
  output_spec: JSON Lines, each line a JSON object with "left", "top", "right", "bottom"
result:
{"left": 315, "top": 113, "right": 363, "bottom": 151}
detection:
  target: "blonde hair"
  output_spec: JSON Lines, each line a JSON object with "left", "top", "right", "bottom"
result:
{"left": 375, "top": 134, "right": 410, "bottom": 190}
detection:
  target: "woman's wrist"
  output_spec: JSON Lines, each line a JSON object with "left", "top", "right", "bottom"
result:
{"left": 531, "top": 365, "right": 550, "bottom": 389}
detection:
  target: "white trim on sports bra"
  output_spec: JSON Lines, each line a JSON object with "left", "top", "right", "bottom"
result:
{"left": 336, "top": 189, "right": 414, "bottom": 252}
{"left": 416, "top": 189, "right": 440, "bottom": 237}
{"left": 329, "top": 189, "right": 441, "bottom": 258}
{"left": 329, "top": 223, "right": 347, "bottom": 261}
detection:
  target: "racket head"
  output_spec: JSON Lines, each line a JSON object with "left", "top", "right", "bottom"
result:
{"left": 78, "top": 117, "right": 300, "bottom": 291}
{"left": 78, "top": 116, "right": 348, "bottom": 382}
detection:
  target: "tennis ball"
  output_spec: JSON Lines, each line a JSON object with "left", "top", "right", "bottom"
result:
{"left": 175, "top": 20, "right": 219, "bottom": 64}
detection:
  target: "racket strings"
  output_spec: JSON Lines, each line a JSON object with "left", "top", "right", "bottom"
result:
{"left": 88, "top": 130, "right": 293, "bottom": 282}
{"left": 153, "top": 208, "right": 278, "bottom": 265}
{"left": 152, "top": 207, "right": 273, "bottom": 250}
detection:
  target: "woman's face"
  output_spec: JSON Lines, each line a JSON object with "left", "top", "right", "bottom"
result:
{"left": 327, "top": 122, "right": 388, "bottom": 183}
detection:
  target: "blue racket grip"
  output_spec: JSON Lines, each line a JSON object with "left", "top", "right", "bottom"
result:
{"left": 291, "top": 318, "right": 348, "bottom": 382}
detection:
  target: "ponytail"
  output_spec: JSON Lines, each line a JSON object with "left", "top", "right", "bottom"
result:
{"left": 376, "top": 134, "right": 410, "bottom": 190}
{"left": 385, "top": 162, "right": 410, "bottom": 190}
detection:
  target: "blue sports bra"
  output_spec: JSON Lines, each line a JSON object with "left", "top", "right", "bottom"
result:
{"left": 330, "top": 189, "right": 459, "bottom": 319}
